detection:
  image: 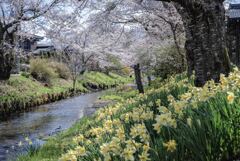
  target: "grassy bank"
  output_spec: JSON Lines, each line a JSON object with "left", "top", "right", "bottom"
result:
{"left": 17, "top": 69, "right": 240, "bottom": 161}
{"left": 0, "top": 72, "right": 128, "bottom": 118}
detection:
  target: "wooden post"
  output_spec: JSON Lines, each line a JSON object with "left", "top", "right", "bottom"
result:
{"left": 134, "top": 64, "right": 144, "bottom": 94}
{"left": 147, "top": 75, "right": 151, "bottom": 86}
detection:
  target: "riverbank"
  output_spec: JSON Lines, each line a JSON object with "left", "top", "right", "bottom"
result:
{"left": 17, "top": 71, "right": 240, "bottom": 161}
{"left": 0, "top": 72, "right": 128, "bottom": 119}
{"left": 0, "top": 90, "right": 105, "bottom": 161}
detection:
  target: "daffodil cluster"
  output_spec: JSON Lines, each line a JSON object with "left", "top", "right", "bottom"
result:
{"left": 57, "top": 69, "right": 240, "bottom": 161}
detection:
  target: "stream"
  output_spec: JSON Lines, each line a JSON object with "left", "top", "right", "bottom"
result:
{"left": 0, "top": 91, "right": 104, "bottom": 161}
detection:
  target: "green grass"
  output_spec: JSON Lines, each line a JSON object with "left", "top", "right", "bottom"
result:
{"left": 0, "top": 72, "right": 129, "bottom": 115}
{"left": 16, "top": 71, "right": 240, "bottom": 161}
{"left": 79, "top": 72, "right": 129, "bottom": 89}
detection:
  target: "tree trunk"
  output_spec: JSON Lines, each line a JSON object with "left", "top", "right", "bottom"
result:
{"left": 171, "top": 25, "right": 185, "bottom": 71}
{"left": 0, "top": 25, "right": 14, "bottom": 80}
{"left": 0, "top": 47, "right": 14, "bottom": 80}
{"left": 134, "top": 64, "right": 144, "bottom": 94}
{"left": 175, "top": 4, "right": 195, "bottom": 78}
{"left": 175, "top": 2, "right": 230, "bottom": 87}
{"left": 147, "top": 75, "right": 152, "bottom": 86}
{"left": 227, "top": 19, "right": 240, "bottom": 66}
{"left": 73, "top": 78, "right": 77, "bottom": 92}
{"left": 185, "top": 40, "right": 194, "bottom": 77}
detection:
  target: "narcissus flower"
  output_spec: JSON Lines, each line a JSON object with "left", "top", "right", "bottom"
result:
{"left": 227, "top": 92, "right": 235, "bottom": 104}
{"left": 60, "top": 150, "right": 77, "bottom": 161}
{"left": 100, "top": 143, "right": 110, "bottom": 156}
{"left": 139, "top": 152, "right": 150, "bottom": 161}
{"left": 156, "top": 99, "right": 161, "bottom": 107}
{"left": 153, "top": 112, "right": 177, "bottom": 133}
{"left": 18, "top": 141, "right": 23, "bottom": 147}
{"left": 163, "top": 140, "right": 177, "bottom": 152}
{"left": 75, "top": 146, "right": 86, "bottom": 157}
{"left": 73, "top": 134, "right": 85, "bottom": 144}
{"left": 187, "top": 118, "right": 192, "bottom": 127}
{"left": 122, "top": 147, "right": 135, "bottom": 161}
{"left": 116, "top": 127, "right": 125, "bottom": 140}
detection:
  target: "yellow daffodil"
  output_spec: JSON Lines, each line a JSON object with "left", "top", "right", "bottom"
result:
{"left": 227, "top": 92, "right": 235, "bottom": 104}
{"left": 75, "top": 146, "right": 86, "bottom": 157}
{"left": 153, "top": 112, "right": 177, "bottom": 134}
{"left": 163, "top": 140, "right": 177, "bottom": 152}
{"left": 60, "top": 150, "right": 77, "bottom": 161}
{"left": 122, "top": 147, "right": 135, "bottom": 161}
{"left": 73, "top": 134, "right": 85, "bottom": 144}
{"left": 116, "top": 127, "right": 125, "bottom": 140}
{"left": 139, "top": 152, "right": 150, "bottom": 161}
{"left": 180, "top": 92, "right": 192, "bottom": 101}
{"left": 187, "top": 118, "right": 192, "bottom": 127}
{"left": 100, "top": 143, "right": 111, "bottom": 157}
{"left": 25, "top": 137, "right": 30, "bottom": 142}
{"left": 18, "top": 141, "right": 23, "bottom": 147}
{"left": 156, "top": 99, "right": 161, "bottom": 107}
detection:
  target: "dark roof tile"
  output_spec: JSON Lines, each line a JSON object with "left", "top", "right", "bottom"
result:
{"left": 230, "top": 3, "right": 240, "bottom": 9}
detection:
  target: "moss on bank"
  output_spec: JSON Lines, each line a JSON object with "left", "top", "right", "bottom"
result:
{"left": 0, "top": 72, "right": 128, "bottom": 118}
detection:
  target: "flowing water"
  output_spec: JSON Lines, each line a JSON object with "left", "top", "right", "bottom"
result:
{"left": 0, "top": 91, "right": 103, "bottom": 161}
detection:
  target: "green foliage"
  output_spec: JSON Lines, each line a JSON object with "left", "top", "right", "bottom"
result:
{"left": 121, "top": 67, "right": 132, "bottom": 76}
{"left": 149, "top": 77, "right": 163, "bottom": 88}
{"left": 105, "top": 54, "right": 122, "bottom": 69}
{"left": 101, "top": 85, "right": 138, "bottom": 101}
{"left": 103, "top": 54, "right": 128, "bottom": 76}
{"left": 49, "top": 61, "right": 71, "bottom": 80}
{"left": 153, "top": 45, "right": 185, "bottom": 79}
{"left": 80, "top": 72, "right": 129, "bottom": 89}
{"left": 21, "top": 72, "right": 30, "bottom": 78}
{"left": 30, "top": 58, "right": 71, "bottom": 84}
{"left": 30, "top": 59, "right": 57, "bottom": 84}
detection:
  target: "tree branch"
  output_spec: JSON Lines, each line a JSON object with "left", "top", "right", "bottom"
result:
{"left": 3, "top": 0, "right": 60, "bottom": 31}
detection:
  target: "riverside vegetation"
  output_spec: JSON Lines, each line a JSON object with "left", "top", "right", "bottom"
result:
{"left": 0, "top": 58, "right": 129, "bottom": 118}
{"left": 17, "top": 68, "right": 240, "bottom": 161}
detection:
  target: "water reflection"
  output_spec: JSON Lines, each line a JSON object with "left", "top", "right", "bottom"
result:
{"left": 0, "top": 91, "right": 103, "bottom": 161}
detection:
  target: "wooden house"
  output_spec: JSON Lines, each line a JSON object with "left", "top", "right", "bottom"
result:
{"left": 227, "top": 3, "right": 240, "bottom": 66}
{"left": 17, "top": 33, "right": 44, "bottom": 52}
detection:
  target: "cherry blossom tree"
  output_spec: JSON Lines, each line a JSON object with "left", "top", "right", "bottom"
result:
{"left": 82, "top": 0, "right": 231, "bottom": 86}
{"left": 0, "top": 0, "right": 60, "bottom": 80}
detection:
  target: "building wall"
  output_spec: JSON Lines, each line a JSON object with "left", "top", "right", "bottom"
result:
{"left": 20, "top": 39, "right": 38, "bottom": 52}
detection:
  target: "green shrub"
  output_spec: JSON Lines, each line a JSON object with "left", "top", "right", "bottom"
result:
{"left": 49, "top": 62, "right": 71, "bottom": 80}
{"left": 30, "top": 59, "right": 57, "bottom": 84}
{"left": 121, "top": 66, "right": 131, "bottom": 76}
{"left": 153, "top": 45, "right": 186, "bottom": 79}
{"left": 21, "top": 72, "right": 30, "bottom": 78}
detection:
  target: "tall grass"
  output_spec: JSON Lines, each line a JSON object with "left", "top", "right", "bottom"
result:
{"left": 30, "top": 59, "right": 57, "bottom": 84}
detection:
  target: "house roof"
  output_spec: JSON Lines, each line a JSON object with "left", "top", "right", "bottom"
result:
{"left": 33, "top": 48, "right": 55, "bottom": 55}
{"left": 16, "top": 32, "right": 44, "bottom": 41}
{"left": 230, "top": 3, "right": 240, "bottom": 9}
{"left": 37, "top": 42, "right": 54, "bottom": 47}
{"left": 33, "top": 43, "right": 56, "bottom": 54}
